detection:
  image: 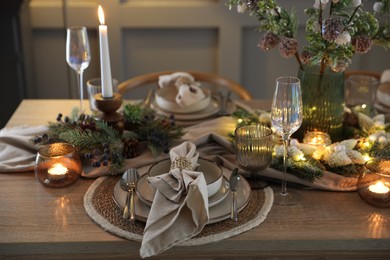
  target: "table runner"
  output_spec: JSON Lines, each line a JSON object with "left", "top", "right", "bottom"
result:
{"left": 84, "top": 175, "right": 273, "bottom": 246}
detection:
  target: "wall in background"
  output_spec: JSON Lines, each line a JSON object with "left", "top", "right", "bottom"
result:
{"left": 3, "top": 0, "right": 389, "bottom": 125}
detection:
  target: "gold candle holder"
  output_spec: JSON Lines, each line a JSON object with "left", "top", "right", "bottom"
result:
{"left": 94, "top": 93, "right": 124, "bottom": 133}
{"left": 35, "top": 143, "right": 82, "bottom": 188}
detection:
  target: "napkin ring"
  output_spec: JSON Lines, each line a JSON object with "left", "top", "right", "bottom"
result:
{"left": 171, "top": 157, "right": 192, "bottom": 171}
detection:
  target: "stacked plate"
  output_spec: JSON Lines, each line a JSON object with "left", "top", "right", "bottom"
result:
{"left": 376, "top": 83, "right": 390, "bottom": 114}
{"left": 151, "top": 88, "right": 225, "bottom": 126}
{"left": 112, "top": 160, "right": 251, "bottom": 224}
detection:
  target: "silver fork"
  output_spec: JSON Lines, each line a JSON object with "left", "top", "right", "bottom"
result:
{"left": 120, "top": 168, "right": 139, "bottom": 221}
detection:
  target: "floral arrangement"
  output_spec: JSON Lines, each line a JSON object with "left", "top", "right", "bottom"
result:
{"left": 34, "top": 104, "right": 185, "bottom": 172}
{"left": 226, "top": 0, "right": 390, "bottom": 73}
{"left": 231, "top": 108, "right": 390, "bottom": 182}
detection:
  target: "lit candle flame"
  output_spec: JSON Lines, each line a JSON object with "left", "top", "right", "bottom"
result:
{"left": 48, "top": 163, "right": 68, "bottom": 176}
{"left": 98, "top": 5, "right": 105, "bottom": 25}
{"left": 368, "top": 181, "right": 390, "bottom": 194}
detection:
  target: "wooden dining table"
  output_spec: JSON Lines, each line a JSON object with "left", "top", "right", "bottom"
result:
{"left": 1, "top": 99, "right": 390, "bottom": 259}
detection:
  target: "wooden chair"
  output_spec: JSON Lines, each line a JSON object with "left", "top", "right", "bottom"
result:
{"left": 117, "top": 70, "right": 253, "bottom": 100}
{"left": 344, "top": 70, "right": 381, "bottom": 80}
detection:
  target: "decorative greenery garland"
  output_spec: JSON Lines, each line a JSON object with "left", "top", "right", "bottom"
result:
{"left": 231, "top": 108, "right": 390, "bottom": 182}
{"left": 34, "top": 101, "right": 390, "bottom": 180}
{"left": 34, "top": 103, "right": 184, "bottom": 173}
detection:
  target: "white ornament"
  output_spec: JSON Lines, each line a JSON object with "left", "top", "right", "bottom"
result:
{"left": 335, "top": 31, "right": 351, "bottom": 45}
{"left": 237, "top": 4, "right": 247, "bottom": 13}
{"left": 352, "top": 0, "right": 362, "bottom": 7}
{"left": 378, "top": 136, "right": 387, "bottom": 144}
{"left": 373, "top": 2, "right": 384, "bottom": 13}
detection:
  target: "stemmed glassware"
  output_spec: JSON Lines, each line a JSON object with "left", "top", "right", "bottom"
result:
{"left": 234, "top": 124, "right": 273, "bottom": 189}
{"left": 66, "top": 26, "right": 91, "bottom": 112}
{"left": 271, "top": 76, "right": 303, "bottom": 205}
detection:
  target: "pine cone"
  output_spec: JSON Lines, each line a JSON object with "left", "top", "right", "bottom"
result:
{"left": 258, "top": 31, "right": 280, "bottom": 51}
{"left": 300, "top": 50, "right": 313, "bottom": 64}
{"left": 352, "top": 35, "right": 373, "bottom": 54}
{"left": 122, "top": 138, "right": 142, "bottom": 159}
{"left": 323, "top": 17, "right": 343, "bottom": 42}
{"left": 279, "top": 37, "right": 298, "bottom": 58}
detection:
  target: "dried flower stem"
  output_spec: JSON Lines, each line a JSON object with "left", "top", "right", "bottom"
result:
{"left": 347, "top": 5, "right": 361, "bottom": 25}
{"left": 319, "top": 3, "right": 323, "bottom": 38}
{"left": 295, "top": 52, "right": 304, "bottom": 71}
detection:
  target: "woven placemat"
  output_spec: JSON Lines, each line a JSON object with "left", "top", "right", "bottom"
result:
{"left": 84, "top": 175, "right": 273, "bottom": 246}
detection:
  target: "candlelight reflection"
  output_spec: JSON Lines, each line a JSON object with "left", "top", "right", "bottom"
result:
{"left": 53, "top": 195, "right": 70, "bottom": 227}
{"left": 368, "top": 212, "right": 388, "bottom": 238}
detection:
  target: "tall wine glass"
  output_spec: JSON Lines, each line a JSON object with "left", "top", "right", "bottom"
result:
{"left": 66, "top": 26, "right": 91, "bottom": 112}
{"left": 271, "top": 76, "right": 303, "bottom": 205}
{"left": 234, "top": 124, "right": 273, "bottom": 189}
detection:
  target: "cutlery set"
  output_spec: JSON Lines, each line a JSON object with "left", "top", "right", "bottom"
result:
{"left": 119, "top": 167, "right": 242, "bottom": 222}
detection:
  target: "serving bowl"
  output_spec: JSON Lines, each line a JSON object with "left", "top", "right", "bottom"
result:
{"left": 155, "top": 87, "right": 211, "bottom": 114}
{"left": 148, "top": 157, "right": 223, "bottom": 197}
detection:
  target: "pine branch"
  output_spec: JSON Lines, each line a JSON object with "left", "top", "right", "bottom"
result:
{"left": 271, "top": 157, "right": 324, "bottom": 182}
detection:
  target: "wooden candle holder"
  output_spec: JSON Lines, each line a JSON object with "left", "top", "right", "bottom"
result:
{"left": 94, "top": 93, "right": 124, "bottom": 133}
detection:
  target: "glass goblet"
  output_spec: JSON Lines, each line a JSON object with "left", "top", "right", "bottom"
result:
{"left": 234, "top": 124, "right": 273, "bottom": 189}
{"left": 271, "top": 76, "right": 303, "bottom": 205}
{"left": 66, "top": 26, "right": 91, "bottom": 112}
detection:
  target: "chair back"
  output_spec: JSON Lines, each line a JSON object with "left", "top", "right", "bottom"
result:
{"left": 344, "top": 70, "right": 381, "bottom": 80}
{"left": 117, "top": 70, "right": 253, "bottom": 100}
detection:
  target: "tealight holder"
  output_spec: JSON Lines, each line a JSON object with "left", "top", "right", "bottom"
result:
{"left": 303, "top": 131, "right": 332, "bottom": 147}
{"left": 94, "top": 93, "right": 124, "bottom": 133}
{"left": 357, "top": 167, "right": 390, "bottom": 208}
{"left": 35, "top": 143, "right": 82, "bottom": 188}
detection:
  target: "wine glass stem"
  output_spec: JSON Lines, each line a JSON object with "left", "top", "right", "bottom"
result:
{"left": 281, "top": 137, "right": 289, "bottom": 196}
{"left": 77, "top": 71, "right": 84, "bottom": 112}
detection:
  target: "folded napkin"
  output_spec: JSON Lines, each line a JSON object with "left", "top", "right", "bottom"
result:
{"left": 381, "top": 69, "right": 390, "bottom": 83}
{"left": 158, "top": 72, "right": 206, "bottom": 107}
{"left": 140, "top": 141, "right": 209, "bottom": 258}
{"left": 0, "top": 125, "right": 48, "bottom": 172}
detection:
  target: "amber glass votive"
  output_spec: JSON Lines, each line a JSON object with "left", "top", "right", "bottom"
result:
{"left": 35, "top": 143, "right": 82, "bottom": 188}
{"left": 357, "top": 169, "right": 390, "bottom": 208}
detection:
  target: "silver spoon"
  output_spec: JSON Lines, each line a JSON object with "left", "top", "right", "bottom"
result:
{"left": 229, "top": 168, "right": 240, "bottom": 222}
{"left": 120, "top": 168, "right": 139, "bottom": 221}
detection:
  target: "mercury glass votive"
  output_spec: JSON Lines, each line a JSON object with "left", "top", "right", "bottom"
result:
{"left": 357, "top": 166, "right": 390, "bottom": 208}
{"left": 35, "top": 143, "right": 82, "bottom": 188}
{"left": 303, "top": 131, "right": 331, "bottom": 147}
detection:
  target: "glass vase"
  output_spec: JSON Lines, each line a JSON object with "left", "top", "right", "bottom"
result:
{"left": 295, "top": 65, "right": 345, "bottom": 141}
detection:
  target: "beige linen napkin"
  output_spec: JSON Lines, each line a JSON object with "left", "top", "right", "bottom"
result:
{"left": 139, "top": 141, "right": 209, "bottom": 258}
{"left": 0, "top": 125, "right": 48, "bottom": 172}
{"left": 158, "top": 72, "right": 206, "bottom": 107}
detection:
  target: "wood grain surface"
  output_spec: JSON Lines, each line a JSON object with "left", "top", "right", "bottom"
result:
{"left": 1, "top": 99, "right": 389, "bottom": 259}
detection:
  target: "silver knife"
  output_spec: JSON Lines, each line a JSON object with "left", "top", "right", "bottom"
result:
{"left": 229, "top": 168, "right": 240, "bottom": 222}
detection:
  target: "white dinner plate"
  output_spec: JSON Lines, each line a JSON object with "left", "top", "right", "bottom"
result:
{"left": 151, "top": 98, "right": 221, "bottom": 121}
{"left": 135, "top": 173, "right": 230, "bottom": 208}
{"left": 112, "top": 166, "right": 251, "bottom": 224}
